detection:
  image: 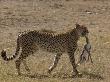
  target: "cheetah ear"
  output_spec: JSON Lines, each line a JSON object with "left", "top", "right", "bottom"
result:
{"left": 75, "top": 23, "right": 80, "bottom": 28}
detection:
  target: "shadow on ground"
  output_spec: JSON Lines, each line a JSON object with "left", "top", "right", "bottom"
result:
{"left": 81, "top": 71, "right": 104, "bottom": 80}
{"left": 9, "top": 71, "right": 104, "bottom": 80}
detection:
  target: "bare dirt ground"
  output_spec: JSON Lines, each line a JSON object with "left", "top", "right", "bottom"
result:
{"left": 0, "top": 0, "right": 110, "bottom": 82}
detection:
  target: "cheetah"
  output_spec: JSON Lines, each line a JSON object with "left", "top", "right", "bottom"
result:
{"left": 1, "top": 24, "right": 89, "bottom": 76}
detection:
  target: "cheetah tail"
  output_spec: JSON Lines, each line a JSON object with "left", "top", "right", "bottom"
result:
{"left": 1, "top": 40, "right": 20, "bottom": 61}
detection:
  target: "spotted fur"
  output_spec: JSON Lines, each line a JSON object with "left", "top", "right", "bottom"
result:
{"left": 1, "top": 24, "right": 89, "bottom": 76}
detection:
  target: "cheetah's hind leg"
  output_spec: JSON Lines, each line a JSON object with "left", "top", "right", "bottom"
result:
{"left": 15, "top": 58, "right": 22, "bottom": 75}
{"left": 22, "top": 59, "right": 31, "bottom": 75}
{"left": 48, "top": 53, "right": 62, "bottom": 74}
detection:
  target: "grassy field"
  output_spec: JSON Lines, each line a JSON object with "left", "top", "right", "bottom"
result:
{"left": 0, "top": 0, "right": 110, "bottom": 82}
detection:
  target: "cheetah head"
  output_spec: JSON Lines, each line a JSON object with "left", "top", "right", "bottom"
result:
{"left": 75, "top": 23, "right": 89, "bottom": 37}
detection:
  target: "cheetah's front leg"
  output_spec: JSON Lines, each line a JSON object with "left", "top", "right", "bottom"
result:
{"left": 68, "top": 48, "right": 81, "bottom": 77}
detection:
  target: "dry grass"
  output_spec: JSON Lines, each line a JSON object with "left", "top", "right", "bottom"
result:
{"left": 0, "top": 0, "right": 110, "bottom": 82}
